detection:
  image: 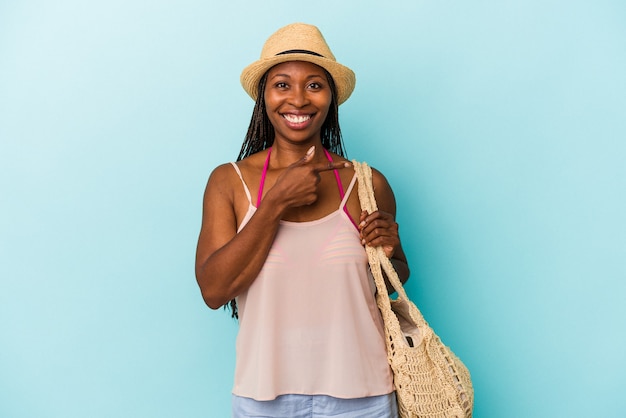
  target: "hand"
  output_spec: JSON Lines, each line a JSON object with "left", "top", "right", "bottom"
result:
{"left": 270, "top": 146, "right": 351, "bottom": 209}
{"left": 359, "top": 210, "right": 399, "bottom": 258}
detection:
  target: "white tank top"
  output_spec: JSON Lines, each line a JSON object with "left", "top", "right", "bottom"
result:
{"left": 229, "top": 161, "right": 393, "bottom": 401}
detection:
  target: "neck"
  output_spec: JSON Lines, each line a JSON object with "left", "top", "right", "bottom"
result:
{"left": 269, "top": 140, "right": 326, "bottom": 167}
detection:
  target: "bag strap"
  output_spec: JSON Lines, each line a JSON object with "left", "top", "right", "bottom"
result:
{"left": 352, "top": 160, "right": 428, "bottom": 329}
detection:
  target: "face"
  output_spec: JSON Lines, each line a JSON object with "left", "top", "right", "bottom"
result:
{"left": 263, "top": 61, "right": 333, "bottom": 146}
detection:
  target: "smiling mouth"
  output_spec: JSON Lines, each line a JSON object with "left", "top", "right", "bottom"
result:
{"left": 282, "top": 114, "right": 312, "bottom": 124}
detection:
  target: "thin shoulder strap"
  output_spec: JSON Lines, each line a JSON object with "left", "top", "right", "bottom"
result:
{"left": 339, "top": 173, "right": 358, "bottom": 209}
{"left": 257, "top": 148, "right": 272, "bottom": 207}
{"left": 229, "top": 162, "right": 252, "bottom": 205}
{"left": 340, "top": 172, "right": 359, "bottom": 229}
{"left": 323, "top": 148, "right": 345, "bottom": 199}
{"left": 322, "top": 148, "right": 358, "bottom": 227}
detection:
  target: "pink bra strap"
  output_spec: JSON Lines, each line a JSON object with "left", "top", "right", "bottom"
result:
{"left": 324, "top": 148, "right": 345, "bottom": 199}
{"left": 323, "top": 149, "right": 358, "bottom": 228}
{"left": 257, "top": 148, "right": 272, "bottom": 207}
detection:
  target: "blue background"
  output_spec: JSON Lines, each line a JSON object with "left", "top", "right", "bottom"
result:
{"left": 1, "top": 1, "right": 625, "bottom": 417}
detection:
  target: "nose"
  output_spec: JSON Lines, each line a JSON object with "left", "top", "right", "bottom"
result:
{"left": 288, "top": 86, "right": 309, "bottom": 108}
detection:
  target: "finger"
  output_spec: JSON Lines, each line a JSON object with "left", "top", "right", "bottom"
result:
{"left": 363, "top": 225, "right": 399, "bottom": 243}
{"left": 313, "top": 160, "right": 352, "bottom": 173}
{"left": 359, "top": 213, "right": 375, "bottom": 230}
{"left": 383, "top": 245, "right": 395, "bottom": 258}
{"left": 360, "top": 218, "right": 399, "bottom": 243}
{"left": 361, "top": 211, "right": 390, "bottom": 227}
{"left": 363, "top": 235, "right": 399, "bottom": 255}
{"left": 362, "top": 234, "right": 398, "bottom": 259}
{"left": 291, "top": 146, "right": 316, "bottom": 167}
{"left": 362, "top": 226, "right": 397, "bottom": 243}
{"left": 359, "top": 210, "right": 369, "bottom": 225}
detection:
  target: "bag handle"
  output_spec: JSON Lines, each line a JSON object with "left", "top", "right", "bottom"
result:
{"left": 352, "top": 160, "right": 428, "bottom": 329}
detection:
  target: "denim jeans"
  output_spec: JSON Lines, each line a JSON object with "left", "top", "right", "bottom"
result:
{"left": 232, "top": 392, "right": 398, "bottom": 418}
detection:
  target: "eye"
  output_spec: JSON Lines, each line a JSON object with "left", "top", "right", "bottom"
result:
{"left": 274, "top": 82, "right": 288, "bottom": 89}
{"left": 308, "top": 82, "right": 323, "bottom": 90}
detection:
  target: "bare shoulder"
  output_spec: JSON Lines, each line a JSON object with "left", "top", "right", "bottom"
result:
{"left": 370, "top": 166, "right": 397, "bottom": 214}
{"left": 206, "top": 163, "right": 237, "bottom": 192}
{"left": 370, "top": 166, "right": 392, "bottom": 189}
{"left": 202, "top": 163, "right": 246, "bottom": 213}
{"left": 210, "top": 162, "right": 237, "bottom": 178}
{"left": 233, "top": 150, "right": 268, "bottom": 175}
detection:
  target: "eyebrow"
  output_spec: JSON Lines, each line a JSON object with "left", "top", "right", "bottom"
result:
{"left": 269, "top": 73, "right": 326, "bottom": 80}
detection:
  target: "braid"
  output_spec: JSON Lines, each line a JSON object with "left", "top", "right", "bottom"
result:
{"left": 320, "top": 70, "right": 346, "bottom": 156}
{"left": 226, "top": 67, "right": 347, "bottom": 319}
{"left": 237, "top": 74, "right": 274, "bottom": 161}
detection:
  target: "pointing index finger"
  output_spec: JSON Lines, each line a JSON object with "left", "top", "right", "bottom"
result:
{"left": 313, "top": 161, "right": 352, "bottom": 173}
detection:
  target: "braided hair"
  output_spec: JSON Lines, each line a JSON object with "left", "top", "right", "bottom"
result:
{"left": 227, "top": 67, "right": 347, "bottom": 319}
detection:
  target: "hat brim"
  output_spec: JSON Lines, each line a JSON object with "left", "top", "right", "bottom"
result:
{"left": 240, "top": 54, "right": 356, "bottom": 105}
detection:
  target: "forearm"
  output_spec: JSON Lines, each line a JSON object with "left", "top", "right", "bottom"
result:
{"left": 384, "top": 256, "right": 410, "bottom": 294}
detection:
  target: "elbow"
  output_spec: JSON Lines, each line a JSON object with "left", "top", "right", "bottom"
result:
{"left": 196, "top": 264, "right": 226, "bottom": 310}
{"left": 401, "top": 274, "right": 409, "bottom": 286}
{"left": 203, "top": 292, "right": 229, "bottom": 310}
{"left": 392, "top": 257, "right": 410, "bottom": 285}
{"left": 198, "top": 281, "right": 231, "bottom": 310}
{"left": 195, "top": 263, "right": 241, "bottom": 311}
{"left": 402, "top": 263, "right": 410, "bottom": 284}
{"left": 197, "top": 278, "right": 233, "bottom": 310}
{"left": 402, "top": 267, "right": 410, "bottom": 285}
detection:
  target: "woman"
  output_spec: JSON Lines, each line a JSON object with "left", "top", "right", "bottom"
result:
{"left": 195, "top": 23, "right": 410, "bottom": 418}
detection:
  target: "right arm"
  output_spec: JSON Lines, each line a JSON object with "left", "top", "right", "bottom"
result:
{"left": 194, "top": 163, "right": 283, "bottom": 309}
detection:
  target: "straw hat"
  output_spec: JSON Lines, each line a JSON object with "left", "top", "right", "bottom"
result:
{"left": 240, "top": 23, "right": 356, "bottom": 105}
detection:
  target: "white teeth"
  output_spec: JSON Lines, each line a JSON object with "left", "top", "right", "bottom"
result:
{"left": 283, "top": 114, "right": 310, "bottom": 123}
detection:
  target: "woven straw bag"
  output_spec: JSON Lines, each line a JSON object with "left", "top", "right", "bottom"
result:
{"left": 353, "top": 160, "right": 474, "bottom": 418}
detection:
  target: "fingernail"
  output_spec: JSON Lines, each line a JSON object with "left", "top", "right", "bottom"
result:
{"left": 359, "top": 221, "right": 366, "bottom": 227}
{"left": 306, "top": 146, "right": 315, "bottom": 156}
{"left": 344, "top": 162, "right": 351, "bottom": 168}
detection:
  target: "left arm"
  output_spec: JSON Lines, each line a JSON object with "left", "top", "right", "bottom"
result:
{"left": 359, "top": 168, "right": 410, "bottom": 291}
